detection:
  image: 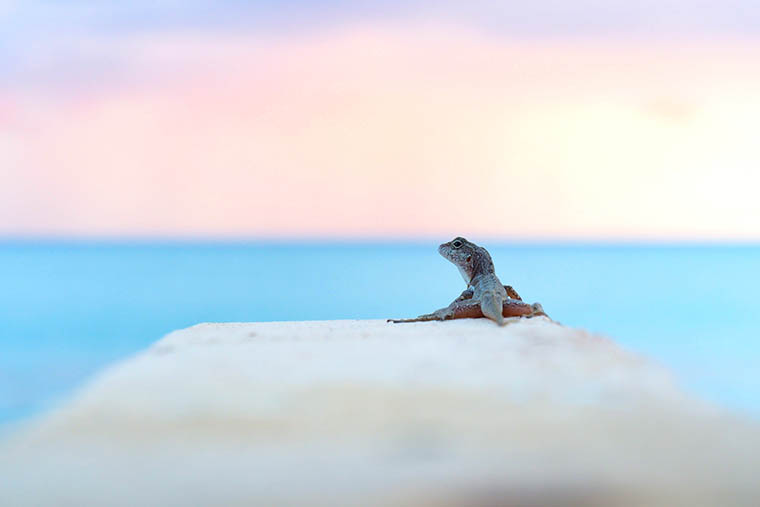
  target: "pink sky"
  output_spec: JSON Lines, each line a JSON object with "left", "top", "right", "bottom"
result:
{"left": 3, "top": 24, "right": 760, "bottom": 240}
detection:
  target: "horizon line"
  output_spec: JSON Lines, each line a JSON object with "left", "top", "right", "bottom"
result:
{"left": 2, "top": 235, "right": 759, "bottom": 248}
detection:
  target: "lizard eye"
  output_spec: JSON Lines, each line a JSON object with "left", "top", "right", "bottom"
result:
{"left": 452, "top": 240, "right": 463, "bottom": 248}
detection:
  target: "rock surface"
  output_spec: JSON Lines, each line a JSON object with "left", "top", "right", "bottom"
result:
{"left": 2, "top": 318, "right": 759, "bottom": 506}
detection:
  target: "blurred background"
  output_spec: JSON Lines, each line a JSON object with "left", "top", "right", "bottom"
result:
{"left": 1, "top": 1, "right": 759, "bottom": 424}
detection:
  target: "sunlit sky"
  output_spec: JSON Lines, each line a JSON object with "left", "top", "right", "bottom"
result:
{"left": 2, "top": 1, "right": 760, "bottom": 240}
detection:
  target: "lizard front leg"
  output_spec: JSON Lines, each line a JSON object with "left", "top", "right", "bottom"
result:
{"left": 453, "top": 288, "right": 474, "bottom": 302}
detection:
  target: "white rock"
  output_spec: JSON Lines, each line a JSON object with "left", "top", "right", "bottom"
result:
{"left": 2, "top": 318, "right": 759, "bottom": 506}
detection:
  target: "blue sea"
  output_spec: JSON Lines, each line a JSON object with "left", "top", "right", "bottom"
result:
{"left": 1, "top": 241, "right": 759, "bottom": 425}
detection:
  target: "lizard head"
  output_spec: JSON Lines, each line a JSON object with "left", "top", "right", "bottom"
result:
{"left": 438, "top": 237, "right": 495, "bottom": 284}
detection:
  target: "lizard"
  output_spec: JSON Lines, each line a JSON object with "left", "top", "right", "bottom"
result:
{"left": 389, "top": 236, "right": 547, "bottom": 325}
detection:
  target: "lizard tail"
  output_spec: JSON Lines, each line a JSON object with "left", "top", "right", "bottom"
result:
{"left": 480, "top": 293, "right": 505, "bottom": 326}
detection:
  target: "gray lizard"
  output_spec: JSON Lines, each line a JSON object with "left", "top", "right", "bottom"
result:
{"left": 389, "top": 237, "right": 546, "bottom": 325}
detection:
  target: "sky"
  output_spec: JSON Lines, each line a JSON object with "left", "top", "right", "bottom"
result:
{"left": 2, "top": 1, "right": 760, "bottom": 240}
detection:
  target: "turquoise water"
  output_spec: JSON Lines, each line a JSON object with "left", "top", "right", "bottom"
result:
{"left": 1, "top": 241, "right": 759, "bottom": 424}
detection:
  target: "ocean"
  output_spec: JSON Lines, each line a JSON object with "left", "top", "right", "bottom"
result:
{"left": 1, "top": 241, "right": 758, "bottom": 425}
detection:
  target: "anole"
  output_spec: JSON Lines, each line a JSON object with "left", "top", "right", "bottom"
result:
{"left": 389, "top": 237, "right": 546, "bottom": 325}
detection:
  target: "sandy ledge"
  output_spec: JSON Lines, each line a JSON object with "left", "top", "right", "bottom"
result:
{"left": 2, "top": 318, "right": 759, "bottom": 506}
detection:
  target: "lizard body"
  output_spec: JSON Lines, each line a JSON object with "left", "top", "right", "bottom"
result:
{"left": 389, "top": 237, "right": 547, "bottom": 325}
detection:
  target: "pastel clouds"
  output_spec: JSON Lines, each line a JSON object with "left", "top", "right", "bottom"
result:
{"left": 3, "top": 27, "right": 760, "bottom": 239}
